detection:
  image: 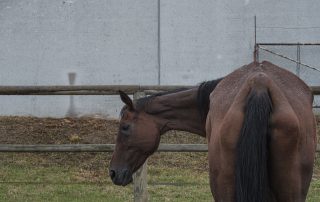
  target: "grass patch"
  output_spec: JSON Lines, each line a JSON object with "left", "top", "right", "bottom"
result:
{"left": 0, "top": 153, "right": 319, "bottom": 201}
{"left": 308, "top": 180, "right": 320, "bottom": 202}
{"left": 0, "top": 163, "right": 132, "bottom": 202}
{"left": 0, "top": 155, "right": 211, "bottom": 202}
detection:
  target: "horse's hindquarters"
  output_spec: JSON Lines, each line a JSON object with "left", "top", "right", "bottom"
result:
{"left": 206, "top": 62, "right": 316, "bottom": 202}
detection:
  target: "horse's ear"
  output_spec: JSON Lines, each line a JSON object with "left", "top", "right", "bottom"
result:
{"left": 119, "top": 90, "right": 134, "bottom": 111}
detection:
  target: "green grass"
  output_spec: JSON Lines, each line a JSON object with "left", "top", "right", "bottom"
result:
{"left": 147, "top": 166, "right": 211, "bottom": 201}
{"left": 0, "top": 153, "right": 211, "bottom": 202}
{"left": 308, "top": 180, "right": 320, "bottom": 202}
{"left": 0, "top": 163, "right": 132, "bottom": 202}
{"left": 0, "top": 153, "right": 319, "bottom": 202}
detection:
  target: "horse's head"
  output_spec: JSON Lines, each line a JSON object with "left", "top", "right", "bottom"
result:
{"left": 109, "top": 91, "right": 161, "bottom": 186}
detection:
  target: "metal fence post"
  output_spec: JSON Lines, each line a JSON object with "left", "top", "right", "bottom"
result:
{"left": 296, "top": 43, "right": 301, "bottom": 77}
{"left": 133, "top": 91, "right": 148, "bottom": 202}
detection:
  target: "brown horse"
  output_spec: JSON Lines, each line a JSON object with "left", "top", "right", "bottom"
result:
{"left": 109, "top": 61, "right": 316, "bottom": 201}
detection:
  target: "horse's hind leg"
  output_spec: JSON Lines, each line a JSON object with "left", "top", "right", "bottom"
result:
{"left": 269, "top": 102, "right": 316, "bottom": 202}
{"left": 208, "top": 106, "right": 244, "bottom": 202}
{"left": 269, "top": 114, "right": 301, "bottom": 201}
{"left": 268, "top": 84, "right": 314, "bottom": 202}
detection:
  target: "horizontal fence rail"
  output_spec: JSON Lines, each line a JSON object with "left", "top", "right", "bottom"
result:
{"left": 0, "top": 143, "right": 318, "bottom": 153}
{"left": 257, "top": 43, "right": 320, "bottom": 46}
{"left": 0, "top": 85, "right": 318, "bottom": 95}
{"left": 0, "top": 85, "right": 193, "bottom": 95}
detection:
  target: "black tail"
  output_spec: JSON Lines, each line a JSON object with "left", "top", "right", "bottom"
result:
{"left": 236, "top": 88, "right": 272, "bottom": 202}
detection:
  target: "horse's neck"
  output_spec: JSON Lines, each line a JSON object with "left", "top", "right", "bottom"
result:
{"left": 147, "top": 88, "right": 205, "bottom": 136}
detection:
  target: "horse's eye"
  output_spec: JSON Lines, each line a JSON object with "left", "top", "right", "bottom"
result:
{"left": 120, "top": 124, "right": 130, "bottom": 135}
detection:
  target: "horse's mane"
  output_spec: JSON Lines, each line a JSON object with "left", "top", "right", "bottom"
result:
{"left": 197, "top": 78, "right": 224, "bottom": 121}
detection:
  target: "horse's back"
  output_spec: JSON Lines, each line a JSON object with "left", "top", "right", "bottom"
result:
{"left": 210, "top": 61, "right": 313, "bottom": 118}
{"left": 207, "top": 61, "right": 316, "bottom": 202}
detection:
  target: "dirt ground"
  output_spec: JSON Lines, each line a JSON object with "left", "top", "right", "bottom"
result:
{"left": 0, "top": 116, "right": 118, "bottom": 145}
{"left": 0, "top": 116, "right": 207, "bottom": 171}
{"left": 0, "top": 116, "right": 207, "bottom": 145}
{"left": 0, "top": 116, "right": 318, "bottom": 172}
{"left": 0, "top": 115, "right": 318, "bottom": 144}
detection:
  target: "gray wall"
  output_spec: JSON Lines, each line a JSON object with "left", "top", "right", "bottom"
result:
{"left": 0, "top": 0, "right": 319, "bottom": 117}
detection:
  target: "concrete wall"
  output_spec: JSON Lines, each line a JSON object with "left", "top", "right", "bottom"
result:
{"left": 0, "top": 0, "right": 319, "bottom": 117}
{"left": 0, "top": 0, "right": 158, "bottom": 117}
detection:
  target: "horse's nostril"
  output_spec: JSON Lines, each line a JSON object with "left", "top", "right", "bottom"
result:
{"left": 109, "top": 170, "right": 116, "bottom": 179}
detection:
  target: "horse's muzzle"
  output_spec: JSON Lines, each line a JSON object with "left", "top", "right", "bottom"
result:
{"left": 109, "top": 168, "right": 133, "bottom": 186}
